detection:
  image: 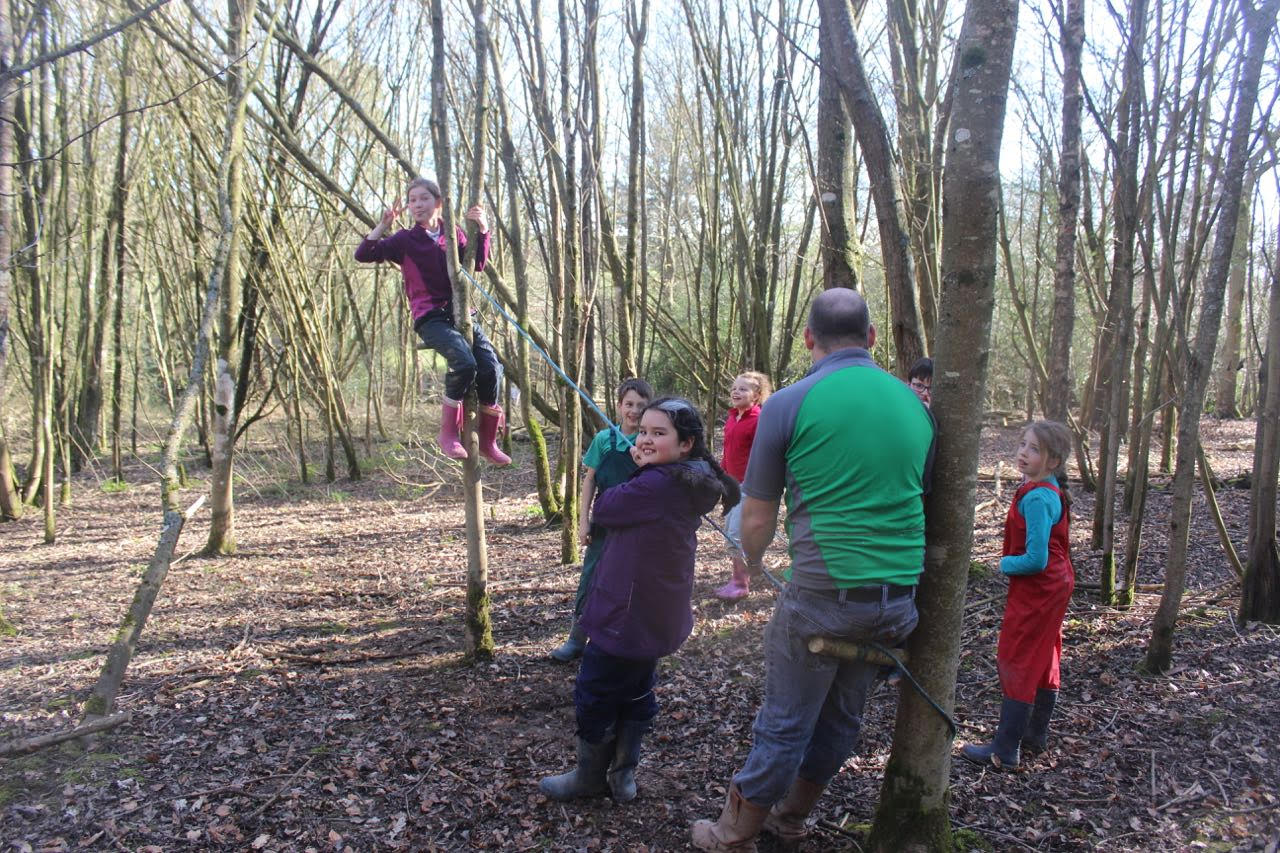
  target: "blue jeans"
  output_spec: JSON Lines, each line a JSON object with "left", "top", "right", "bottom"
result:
{"left": 573, "top": 643, "right": 659, "bottom": 744}
{"left": 414, "top": 309, "right": 501, "bottom": 405}
{"left": 733, "top": 583, "right": 919, "bottom": 805}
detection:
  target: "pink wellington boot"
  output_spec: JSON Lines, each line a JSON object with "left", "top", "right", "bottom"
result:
{"left": 478, "top": 404, "right": 512, "bottom": 466}
{"left": 438, "top": 398, "right": 468, "bottom": 459}
{"left": 714, "top": 557, "right": 750, "bottom": 601}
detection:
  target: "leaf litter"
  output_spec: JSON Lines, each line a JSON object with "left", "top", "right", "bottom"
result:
{"left": 0, "top": 421, "right": 1276, "bottom": 850}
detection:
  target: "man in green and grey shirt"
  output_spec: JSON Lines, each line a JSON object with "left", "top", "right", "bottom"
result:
{"left": 692, "top": 288, "right": 936, "bottom": 851}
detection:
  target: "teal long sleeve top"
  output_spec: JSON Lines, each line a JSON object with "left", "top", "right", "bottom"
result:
{"left": 1000, "top": 487, "right": 1063, "bottom": 576}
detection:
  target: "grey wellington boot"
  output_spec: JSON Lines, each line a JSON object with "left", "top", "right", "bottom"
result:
{"left": 961, "top": 697, "right": 1033, "bottom": 770}
{"left": 607, "top": 718, "right": 652, "bottom": 802}
{"left": 1021, "top": 688, "right": 1058, "bottom": 754}
{"left": 539, "top": 735, "right": 613, "bottom": 800}
{"left": 549, "top": 620, "right": 587, "bottom": 662}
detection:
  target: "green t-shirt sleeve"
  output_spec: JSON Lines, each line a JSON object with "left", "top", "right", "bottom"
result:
{"left": 582, "top": 429, "right": 612, "bottom": 469}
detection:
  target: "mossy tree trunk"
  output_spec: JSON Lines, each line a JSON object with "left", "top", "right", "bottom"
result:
{"left": 84, "top": 10, "right": 252, "bottom": 720}
{"left": 0, "top": 0, "right": 18, "bottom": 522}
{"left": 868, "top": 1, "right": 1019, "bottom": 848}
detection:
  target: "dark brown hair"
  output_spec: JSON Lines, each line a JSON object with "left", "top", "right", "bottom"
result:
{"left": 644, "top": 397, "right": 741, "bottom": 513}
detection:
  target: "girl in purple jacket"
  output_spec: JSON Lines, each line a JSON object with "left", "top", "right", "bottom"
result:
{"left": 355, "top": 177, "right": 509, "bottom": 465}
{"left": 540, "top": 397, "right": 740, "bottom": 803}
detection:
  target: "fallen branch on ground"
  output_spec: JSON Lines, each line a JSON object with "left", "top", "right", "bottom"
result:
{"left": 0, "top": 712, "right": 132, "bottom": 757}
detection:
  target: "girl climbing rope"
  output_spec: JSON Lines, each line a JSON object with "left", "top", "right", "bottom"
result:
{"left": 355, "top": 177, "right": 510, "bottom": 465}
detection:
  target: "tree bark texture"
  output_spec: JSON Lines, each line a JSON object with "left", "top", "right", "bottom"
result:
{"left": 203, "top": 361, "right": 236, "bottom": 555}
{"left": 817, "top": 0, "right": 926, "bottom": 376}
{"left": 1214, "top": 187, "right": 1252, "bottom": 418}
{"left": 1097, "top": 0, "right": 1149, "bottom": 603}
{"left": 0, "top": 0, "right": 22, "bottom": 521}
{"left": 1045, "top": 0, "right": 1085, "bottom": 423}
{"left": 815, "top": 6, "right": 858, "bottom": 292}
{"left": 203, "top": 0, "right": 253, "bottom": 555}
{"left": 1144, "top": 0, "right": 1279, "bottom": 672}
{"left": 869, "top": 2, "right": 1019, "bottom": 848}
{"left": 1240, "top": 216, "right": 1280, "bottom": 623}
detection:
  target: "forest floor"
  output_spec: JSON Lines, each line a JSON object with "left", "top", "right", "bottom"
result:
{"left": 1, "top": 418, "right": 1278, "bottom": 852}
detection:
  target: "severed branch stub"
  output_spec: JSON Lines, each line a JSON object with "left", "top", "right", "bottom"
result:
{"left": 807, "top": 636, "right": 908, "bottom": 668}
{"left": 0, "top": 712, "right": 132, "bottom": 758}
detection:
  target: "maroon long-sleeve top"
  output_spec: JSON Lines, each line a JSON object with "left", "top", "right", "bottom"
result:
{"left": 354, "top": 223, "right": 491, "bottom": 322}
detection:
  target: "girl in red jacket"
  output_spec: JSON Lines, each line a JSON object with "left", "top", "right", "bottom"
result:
{"left": 714, "top": 371, "right": 771, "bottom": 601}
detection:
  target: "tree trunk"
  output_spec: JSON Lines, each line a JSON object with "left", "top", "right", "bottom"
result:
{"left": 815, "top": 2, "right": 858, "bottom": 292}
{"left": 1240, "top": 215, "right": 1280, "bottom": 623}
{"left": 203, "top": 361, "right": 236, "bottom": 555}
{"left": 84, "top": 15, "right": 252, "bottom": 717}
{"left": 203, "top": 0, "right": 252, "bottom": 556}
{"left": 618, "top": 0, "right": 648, "bottom": 378}
{"left": 432, "top": 0, "right": 494, "bottom": 660}
{"left": 0, "top": 0, "right": 21, "bottom": 521}
{"left": 1096, "top": 0, "right": 1149, "bottom": 602}
{"left": 109, "top": 34, "right": 131, "bottom": 483}
{"left": 482, "top": 20, "right": 560, "bottom": 521}
{"left": 869, "top": 1, "right": 1018, "bottom": 847}
{"left": 1144, "top": 0, "right": 1279, "bottom": 672}
{"left": 817, "top": 0, "right": 927, "bottom": 376}
{"left": 1045, "top": 0, "right": 1084, "bottom": 423}
{"left": 1214, "top": 187, "right": 1251, "bottom": 418}
{"left": 557, "top": 0, "right": 582, "bottom": 567}
{"left": 887, "top": 0, "right": 943, "bottom": 342}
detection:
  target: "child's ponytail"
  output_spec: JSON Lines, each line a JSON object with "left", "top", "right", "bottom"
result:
{"left": 1053, "top": 469, "right": 1072, "bottom": 511}
{"left": 695, "top": 444, "right": 742, "bottom": 514}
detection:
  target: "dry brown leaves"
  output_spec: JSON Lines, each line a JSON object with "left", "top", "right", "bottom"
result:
{"left": 0, "top": 421, "right": 1277, "bottom": 851}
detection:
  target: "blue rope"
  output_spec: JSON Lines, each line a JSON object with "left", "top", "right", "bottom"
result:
{"left": 462, "top": 268, "right": 628, "bottom": 444}
{"left": 464, "top": 268, "right": 956, "bottom": 737}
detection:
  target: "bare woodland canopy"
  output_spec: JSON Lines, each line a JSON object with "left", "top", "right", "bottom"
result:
{"left": 2, "top": 0, "right": 1280, "bottom": 847}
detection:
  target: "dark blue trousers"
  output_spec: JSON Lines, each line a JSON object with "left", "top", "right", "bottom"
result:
{"left": 414, "top": 309, "right": 501, "bottom": 405}
{"left": 573, "top": 643, "right": 658, "bottom": 743}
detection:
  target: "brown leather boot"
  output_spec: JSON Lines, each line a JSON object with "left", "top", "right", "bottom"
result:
{"left": 691, "top": 784, "right": 770, "bottom": 852}
{"left": 762, "top": 776, "right": 825, "bottom": 848}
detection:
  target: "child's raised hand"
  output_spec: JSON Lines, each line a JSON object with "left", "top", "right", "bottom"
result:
{"left": 464, "top": 205, "right": 489, "bottom": 233}
{"left": 630, "top": 444, "right": 644, "bottom": 466}
{"left": 380, "top": 200, "right": 404, "bottom": 228}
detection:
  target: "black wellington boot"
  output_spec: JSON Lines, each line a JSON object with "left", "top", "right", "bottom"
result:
{"left": 539, "top": 735, "right": 613, "bottom": 800}
{"left": 1021, "top": 689, "right": 1058, "bottom": 754}
{"left": 607, "top": 718, "right": 652, "bottom": 802}
{"left": 961, "top": 697, "right": 1033, "bottom": 770}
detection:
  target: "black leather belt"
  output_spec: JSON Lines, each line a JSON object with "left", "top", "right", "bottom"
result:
{"left": 795, "top": 584, "right": 915, "bottom": 603}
